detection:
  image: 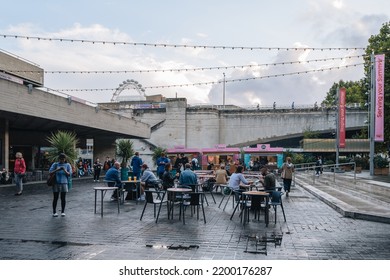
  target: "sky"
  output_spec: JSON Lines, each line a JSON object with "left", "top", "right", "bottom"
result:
{"left": 0, "top": 0, "right": 389, "bottom": 107}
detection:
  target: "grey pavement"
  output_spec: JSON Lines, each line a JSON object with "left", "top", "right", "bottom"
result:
{"left": 1, "top": 173, "right": 390, "bottom": 260}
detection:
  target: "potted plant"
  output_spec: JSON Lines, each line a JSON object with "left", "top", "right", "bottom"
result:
{"left": 374, "top": 155, "right": 389, "bottom": 175}
{"left": 46, "top": 130, "right": 79, "bottom": 182}
{"left": 116, "top": 139, "right": 134, "bottom": 180}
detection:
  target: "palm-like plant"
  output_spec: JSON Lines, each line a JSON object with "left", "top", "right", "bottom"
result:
{"left": 46, "top": 130, "right": 79, "bottom": 164}
{"left": 151, "top": 147, "right": 167, "bottom": 166}
{"left": 116, "top": 139, "right": 134, "bottom": 168}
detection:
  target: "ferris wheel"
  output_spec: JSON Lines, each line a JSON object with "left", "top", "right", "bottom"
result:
{"left": 110, "top": 79, "right": 146, "bottom": 102}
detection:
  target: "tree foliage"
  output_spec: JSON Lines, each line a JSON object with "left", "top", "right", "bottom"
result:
{"left": 364, "top": 22, "right": 390, "bottom": 152}
{"left": 322, "top": 79, "right": 367, "bottom": 107}
{"left": 151, "top": 147, "right": 167, "bottom": 166}
{"left": 46, "top": 130, "right": 79, "bottom": 164}
{"left": 322, "top": 21, "right": 390, "bottom": 152}
{"left": 115, "top": 139, "right": 134, "bottom": 168}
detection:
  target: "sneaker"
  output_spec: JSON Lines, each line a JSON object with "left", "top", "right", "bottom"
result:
{"left": 53, "top": 213, "right": 58, "bottom": 217}
{"left": 137, "top": 196, "right": 145, "bottom": 201}
{"left": 61, "top": 213, "right": 66, "bottom": 217}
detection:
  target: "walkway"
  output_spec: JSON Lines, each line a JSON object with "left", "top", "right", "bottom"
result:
{"left": 0, "top": 174, "right": 390, "bottom": 260}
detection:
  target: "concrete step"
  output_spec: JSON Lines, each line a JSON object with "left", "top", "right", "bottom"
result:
{"left": 294, "top": 172, "right": 390, "bottom": 224}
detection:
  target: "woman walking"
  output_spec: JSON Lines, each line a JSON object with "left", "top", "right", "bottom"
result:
{"left": 281, "top": 157, "right": 294, "bottom": 196}
{"left": 13, "top": 152, "right": 26, "bottom": 196}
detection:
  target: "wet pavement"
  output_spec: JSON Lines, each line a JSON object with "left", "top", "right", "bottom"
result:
{"left": 0, "top": 175, "right": 390, "bottom": 260}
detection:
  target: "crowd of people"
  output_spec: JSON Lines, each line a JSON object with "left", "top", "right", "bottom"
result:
{"left": 10, "top": 149, "right": 295, "bottom": 218}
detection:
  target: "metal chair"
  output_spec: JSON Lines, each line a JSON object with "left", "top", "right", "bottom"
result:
{"left": 269, "top": 191, "right": 286, "bottom": 223}
{"left": 140, "top": 190, "right": 166, "bottom": 223}
{"left": 181, "top": 192, "right": 206, "bottom": 224}
{"left": 201, "top": 180, "right": 217, "bottom": 204}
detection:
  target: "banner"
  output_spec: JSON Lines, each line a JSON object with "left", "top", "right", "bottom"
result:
{"left": 339, "top": 87, "right": 346, "bottom": 148}
{"left": 375, "top": 54, "right": 385, "bottom": 142}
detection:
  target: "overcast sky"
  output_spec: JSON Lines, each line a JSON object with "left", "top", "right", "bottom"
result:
{"left": 0, "top": 0, "right": 389, "bottom": 107}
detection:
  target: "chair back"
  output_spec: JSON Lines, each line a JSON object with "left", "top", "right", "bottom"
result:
{"left": 250, "top": 195, "right": 265, "bottom": 211}
{"left": 145, "top": 190, "right": 155, "bottom": 203}
{"left": 188, "top": 192, "right": 202, "bottom": 206}
{"left": 270, "top": 191, "right": 283, "bottom": 204}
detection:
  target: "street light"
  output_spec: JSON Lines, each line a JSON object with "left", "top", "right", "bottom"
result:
{"left": 223, "top": 72, "right": 226, "bottom": 108}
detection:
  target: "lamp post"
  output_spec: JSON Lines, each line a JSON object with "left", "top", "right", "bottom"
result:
{"left": 222, "top": 72, "right": 226, "bottom": 108}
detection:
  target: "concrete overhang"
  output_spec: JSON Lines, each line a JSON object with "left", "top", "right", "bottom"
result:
{"left": 0, "top": 78, "right": 151, "bottom": 140}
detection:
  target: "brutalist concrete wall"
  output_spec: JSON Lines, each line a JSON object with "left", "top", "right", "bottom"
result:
{"left": 0, "top": 50, "right": 44, "bottom": 86}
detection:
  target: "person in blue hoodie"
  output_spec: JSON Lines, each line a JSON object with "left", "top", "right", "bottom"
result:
{"left": 130, "top": 152, "right": 143, "bottom": 180}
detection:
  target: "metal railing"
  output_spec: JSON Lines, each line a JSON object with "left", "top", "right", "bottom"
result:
{"left": 293, "top": 162, "right": 357, "bottom": 185}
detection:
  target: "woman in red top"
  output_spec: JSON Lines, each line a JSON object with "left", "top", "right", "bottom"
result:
{"left": 14, "top": 152, "right": 26, "bottom": 195}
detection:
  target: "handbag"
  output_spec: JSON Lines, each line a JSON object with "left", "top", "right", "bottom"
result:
{"left": 47, "top": 173, "right": 56, "bottom": 186}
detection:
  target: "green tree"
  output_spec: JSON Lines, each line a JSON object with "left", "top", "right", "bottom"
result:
{"left": 115, "top": 139, "right": 134, "bottom": 168}
{"left": 322, "top": 79, "right": 367, "bottom": 107}
{"left": 46, "top": 130, "right": 79, "bottom": 165}
{"left": 364, "top": 21, "right": 390, "bottom": 153}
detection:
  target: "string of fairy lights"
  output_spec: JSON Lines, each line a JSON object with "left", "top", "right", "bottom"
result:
{"left": 1, "top": 34, "right": 367, "bottom": 94}
{"left": 0, "top": 34, "right": 366, "bottom": 51}
{"left": 3, "top": 55, "right": 364, "bottom": 74}
{"left": 54, "top": 63, "right": 364, "bottom": 92}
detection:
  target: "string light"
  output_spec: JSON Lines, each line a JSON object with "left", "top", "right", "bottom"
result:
{"left": 2, "top": 55, "right": 365, "bottom": 75}
{"left": 0, "top": 34, "right": 366, "bottom": 51}
{"left": 55, "top": 63, "right": 363, "bottom": 92}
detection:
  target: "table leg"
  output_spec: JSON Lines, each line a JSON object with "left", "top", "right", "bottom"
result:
{"left": 117, "top": 188, "right": 120, "bottom": 213}
{"left": 265, "top": 197, "right": 269, "bottom": 227}
{"left": 100, "top": 190, "right": 104, "bottom": 217}
{"left": 94, "top": 189, "right": 97, "bottom": 214}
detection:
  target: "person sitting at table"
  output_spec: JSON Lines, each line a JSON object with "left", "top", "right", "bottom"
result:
{"left": 139, "top": 164, "right": 159, "bottom": 201}
{"left": 162, "top": 162, "right": 179, "bottom": 190}
{"left": 228, "top": 165, "right": 249, "bottom": 192}
{"left": 104, "top": 161, "right": 123, "bottom": 200}
{"left": 215, "top": 164, "right": 228, "bottom": 185}
{"left": 179, "top": 163, "right": 198, "bottom": 188}
{"left": 260, "top": 167, "right": 276, "bottom": 193}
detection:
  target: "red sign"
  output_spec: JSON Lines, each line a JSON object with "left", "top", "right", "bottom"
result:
{"left": 339, "top": 88, "right": 346, "bottom": 148}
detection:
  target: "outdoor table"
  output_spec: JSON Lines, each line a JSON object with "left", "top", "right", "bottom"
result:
{"left": 94, "top": 186, "right": 120, "bottom": 217}
{"left": 166, "top": 188, "right": 192, "bottom": 220}
{"left": 242, "top": 191, "right": 270, "bottom": 227}
{"left": 121, "top": 179, "right": 140, "bottom": 202}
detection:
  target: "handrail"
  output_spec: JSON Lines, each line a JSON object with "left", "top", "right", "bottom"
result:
{"left": 293, "top": 162, "right": 356, "bottom": 185}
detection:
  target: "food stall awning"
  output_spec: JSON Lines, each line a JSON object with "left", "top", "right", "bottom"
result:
{"left": 167, "top": 145, "right": 201, "bottom": 154}
{"left": 243, "top": 144, "right": 283, "bottom": 154}
{"left": 202, "top": 144, "right": 240, "bottom": 154}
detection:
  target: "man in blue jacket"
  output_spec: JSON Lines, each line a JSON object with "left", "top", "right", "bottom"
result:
{"left": 130, "top": 152, "right": 143, "bottom": 180}
{"left": 156, "top": 152, "right": 170, "bottom": 179}
{"left": 104, "top": 161, "right": 122, "bottom": 200}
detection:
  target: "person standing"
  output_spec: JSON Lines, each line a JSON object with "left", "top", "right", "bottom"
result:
{"left": 315, "top": 156, "right": 322, "bottom": 176}
{"left": 13, "top": 152, "right": 26, "bottom": 196}
{"left": 49, "top": 153, "right": 72, "bottom": 217}
{"left": 281, "top": 157, "right": 294, "bottom": 196}
{"left": 156, "top": 152, "right": 170, "bottom": 179}
{"left": 130, "top": 152, "right": 143, "bottom": 180}
{"left": 93, "top": 158, "right": 103, "bottom": 182}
